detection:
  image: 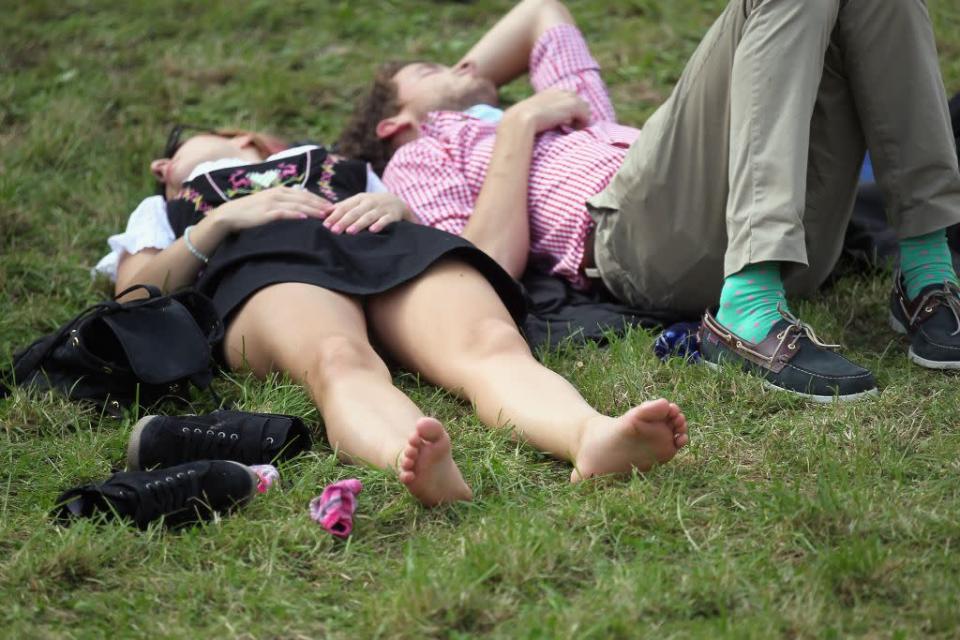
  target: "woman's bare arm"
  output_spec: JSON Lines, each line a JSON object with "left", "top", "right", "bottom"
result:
{"left": 115, "top": 186, "right": 332, "bottom": 296}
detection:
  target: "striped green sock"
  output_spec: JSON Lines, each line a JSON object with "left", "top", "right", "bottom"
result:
{"left": 715, "top": 262, "right": 787, "bottom": 344}
{"left": 899, "top": 230, "right": 959, "bottom": 300}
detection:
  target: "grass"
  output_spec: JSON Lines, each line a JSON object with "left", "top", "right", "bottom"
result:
{"left": 2, "top": 0, "right": 960, "bottom": 637}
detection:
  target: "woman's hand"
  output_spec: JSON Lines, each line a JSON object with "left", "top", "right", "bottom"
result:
{"left": 322, "top": 192, "right": 412, "bottom": 234}
{"left": 213, "top": 186, "right": 332, "bottom": 232}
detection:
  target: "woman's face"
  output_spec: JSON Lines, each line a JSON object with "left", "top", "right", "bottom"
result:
{"left": 151, "top": 134, "right": 264, "bottom": 198}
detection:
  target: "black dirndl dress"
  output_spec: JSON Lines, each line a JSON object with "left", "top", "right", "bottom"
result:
{"left": 165, "top": 147, "right": 526, "bottom": 325}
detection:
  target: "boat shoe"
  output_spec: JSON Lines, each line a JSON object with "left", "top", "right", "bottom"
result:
{"left": 889, "top": 275, "right": 960, "bottom": 369}
{"left": 699, "top": 307, "right": 878, "bottom": 402}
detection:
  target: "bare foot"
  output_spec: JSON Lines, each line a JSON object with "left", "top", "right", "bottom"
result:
{"left": 398, "top": 417, "right": 473, "bottom": 506}
{"left": 571, "top": 398, "right": 688, "bottom": 482}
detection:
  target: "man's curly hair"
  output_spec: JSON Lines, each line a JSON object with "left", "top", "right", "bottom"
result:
{"left": 337, "top": 61, "right": 411, "bottom": 176}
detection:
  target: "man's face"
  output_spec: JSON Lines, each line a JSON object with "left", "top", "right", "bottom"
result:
{"left": 393, "top": 62, "right": 498, "bottom": 118}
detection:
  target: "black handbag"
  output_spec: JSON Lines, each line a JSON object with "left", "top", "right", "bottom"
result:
{"left": 0, "top": 285, "right": 223, "bottom": 414}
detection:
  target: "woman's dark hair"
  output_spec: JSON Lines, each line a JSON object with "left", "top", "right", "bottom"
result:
{"left": 155, "top": 125, "right": 289, "bottom": 196}
{"left": 336, "top": 61, "right": 410, "bottom": 176}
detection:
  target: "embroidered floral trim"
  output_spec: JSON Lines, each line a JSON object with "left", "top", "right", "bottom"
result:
{"left": 176, "top": 153, "right": 351, "bottom": 213}
{"left": 315, "top": 154, "right": 342, "bottom": 202}
{"left": 175, "top": 186, "right": 214, "bottom": 214}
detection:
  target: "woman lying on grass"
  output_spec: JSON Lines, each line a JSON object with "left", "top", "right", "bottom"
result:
{"left": 96, "top": 126, "right": 689, "bottom": 506}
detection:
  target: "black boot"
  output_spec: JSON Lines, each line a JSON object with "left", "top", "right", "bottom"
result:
{"left": 126, "top": 409, "right": 312, "bottom": 470}
{"left": 53, "top": 460, "right": 258, "bottom": 529}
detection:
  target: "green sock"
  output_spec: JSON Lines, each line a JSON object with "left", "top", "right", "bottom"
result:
{"left": 715, "top": 262, "right": 788, "bottom": 344}
{"left": 899, "top": 230, "right": 959, "bottom": 300}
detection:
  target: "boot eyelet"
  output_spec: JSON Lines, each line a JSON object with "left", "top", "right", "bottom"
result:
{"left": 925, "top": 306, "right": 934, "bottom": 313}
{"left": 187, "top": 470, "right": 196, "bottom": 475}
{"left": 166, "top": 477, "right": 173, "bottom": 483}
{"left": 788, "top": 344, "right": 796, "bottom": 350}
{"left": 218, "top": 432, "right": 226, "bottom": 439}
{"left": 177, "top": 473, "right": 185, "bottom": 479}
{"left": 194, "top": 428, "right": 202, "bottom": 434}
{"left": 266, "top": 437, "right": 274, "bottom": 445}
{"left": 230, "top": 434, "right": 239, "bottom": 441}
{"left": 206, "top": 430, "right": 214, "bottom": 437}
{"left": 182, "top": 427, "right": 189, "bottom": 434}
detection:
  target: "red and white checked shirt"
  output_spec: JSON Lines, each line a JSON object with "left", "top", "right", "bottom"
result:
{"left": 383, "top": 24, "right": 640, "bottom": 289}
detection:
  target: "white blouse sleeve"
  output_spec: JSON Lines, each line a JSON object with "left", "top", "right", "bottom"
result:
{"left": 92, "top": 196, "right": 174, "bottom": 282}
{"left": 365, "top": 164, "right": 388, "bottom": 193}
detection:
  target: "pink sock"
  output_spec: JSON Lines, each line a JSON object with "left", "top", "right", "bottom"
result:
{"left": 309, "top": 478, "right": 363, "bottom": 538}
{"left": 249, "top": 464, "right": 280, "bottom": 494}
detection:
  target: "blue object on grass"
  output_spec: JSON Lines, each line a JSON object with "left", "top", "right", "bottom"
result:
{"left": 859, "top": 153, "right": 875, "bottom": 184}
{"left": 653, "top": 322, "right": 702, "bottom": 363}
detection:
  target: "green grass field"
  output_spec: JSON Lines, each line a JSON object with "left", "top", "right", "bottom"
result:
{"left": 3, "top": 1, "right": 960, "bottom": 637}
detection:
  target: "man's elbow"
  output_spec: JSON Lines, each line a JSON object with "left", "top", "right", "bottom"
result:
{"left": 533, "top": 0, "right": 574, "bottom": 29}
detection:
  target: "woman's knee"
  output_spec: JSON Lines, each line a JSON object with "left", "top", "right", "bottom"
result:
{"left": 454, "top": 318, "right": 530, "bottom": 363}
{"left": 304, "top": 335, "right": 387, "bottom": 389}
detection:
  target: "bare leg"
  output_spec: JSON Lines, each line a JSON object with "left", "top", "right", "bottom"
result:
{"left": 225, "top": 282, "right": 470, "bottom": 505}
{"left": 368, "top": 260, "right": 689, "bottom": 480}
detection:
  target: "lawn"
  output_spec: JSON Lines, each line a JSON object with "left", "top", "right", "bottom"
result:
{"left": 2, "top": 0, "right": 960, "bottom": 637}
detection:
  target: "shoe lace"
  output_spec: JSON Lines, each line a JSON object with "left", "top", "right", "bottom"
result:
{"left": 143, "top": 470, "right": 194, "bottom": 519}
{"left": 773, "top": 304, "right": 840, "bottom": 352}
{"left": 908, "top": 281, "right": 960, "bottom": 336}
{"left": 180, "top": 422, "right": 248, "bottom": 461}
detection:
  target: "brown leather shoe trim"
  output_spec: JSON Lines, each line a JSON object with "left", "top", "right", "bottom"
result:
{"left": 700, "top": 312, "right": 801, "bottom": 374}
{"left": 893, "top": 275, "right": 946, "bottom": 330}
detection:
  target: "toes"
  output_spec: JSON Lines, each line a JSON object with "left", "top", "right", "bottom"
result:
{"left": 634, "top": 398, "right": 671, "bottom": 421}
{"left": 667, "top": 402, "right": 681, "bottom": 419}
{"left": 674, "top": 433, "right": 689, "bottom": 448}
{"left": 673, "top": 413, "right": 688, "bottom": 433}
{"left": 415, "top": 417, "right": 445, "bottom": 443}
{"left": 399, "top": 470, "right": 415, "bottom": 484}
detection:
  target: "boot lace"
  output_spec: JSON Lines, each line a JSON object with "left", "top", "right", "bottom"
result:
{"left": 179, "top": 422, "right": 252, "bottom": 462}
{"left": 143, "top": 469, "right": 196, "bottom": 521}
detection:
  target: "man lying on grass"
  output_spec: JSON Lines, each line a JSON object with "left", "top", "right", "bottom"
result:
{"left": 339, "top": 0, "right": 960, "bottom": 403}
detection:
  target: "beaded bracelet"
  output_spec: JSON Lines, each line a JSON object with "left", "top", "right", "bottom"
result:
{"left": 183, "top": 225, "right": 210, "bottom": 264}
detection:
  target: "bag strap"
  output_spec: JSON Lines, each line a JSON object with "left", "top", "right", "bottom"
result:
{"left": 1, "top": 296, "right": 120, "bottom": 394}
{"left": 0, "top": 285, "right": 161, "bottom": 397}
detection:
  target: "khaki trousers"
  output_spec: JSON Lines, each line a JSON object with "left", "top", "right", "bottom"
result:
{"left": 588, "top": 0, "right": 960, "bottom": 315}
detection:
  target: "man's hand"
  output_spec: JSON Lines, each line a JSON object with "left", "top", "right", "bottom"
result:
{"left": 505, "top": 88, "right": 591, "bottom": 133}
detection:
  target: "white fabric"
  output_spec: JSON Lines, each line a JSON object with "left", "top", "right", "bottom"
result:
{"left": 93, "top": 195, "right": 173, "bottom": 281}
{"left": 93, "top": 145, "right": 386, "bottom": 281}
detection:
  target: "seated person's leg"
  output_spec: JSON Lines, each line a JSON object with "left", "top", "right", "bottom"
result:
{"left": 839, "top": 0, "right": 960, "bottom": 369}
{"left": 367, "top": 259, "right": 688, "bottom": 481}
